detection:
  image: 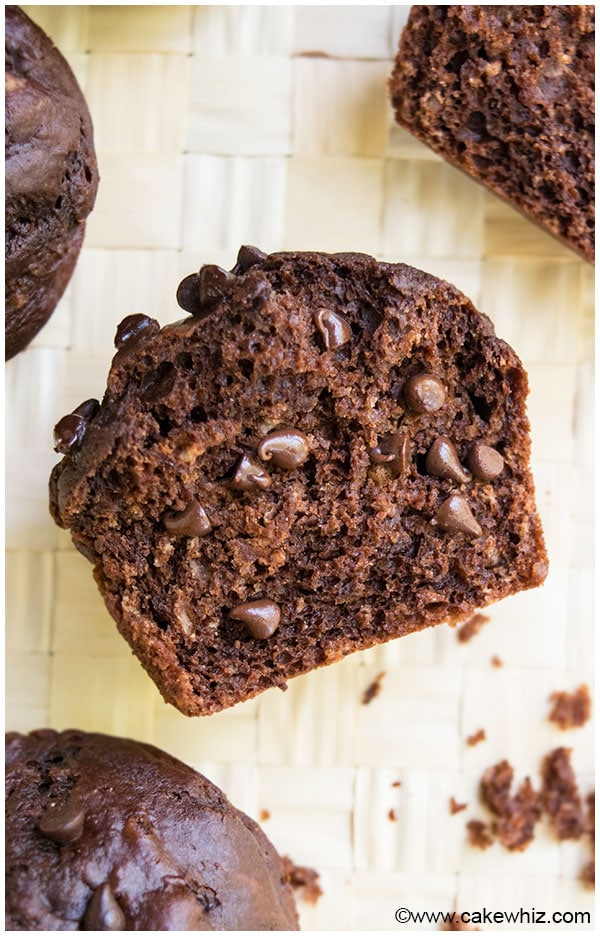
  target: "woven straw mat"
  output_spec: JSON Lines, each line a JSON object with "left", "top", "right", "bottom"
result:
{"left": 5, "top": 5, "right": 594, "bottom": 931}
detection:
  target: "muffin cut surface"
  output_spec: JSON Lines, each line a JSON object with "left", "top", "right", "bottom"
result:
{"left": 50, "top": 248, "right": 547, "bottom": 715}
{"left": 389, "top": 5, "right": 595, "bottom": 262}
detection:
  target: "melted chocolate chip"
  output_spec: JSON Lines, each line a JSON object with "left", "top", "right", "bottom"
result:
{"left": 238, "top": 273, "right": 271, "bottom": 309}
{"left": 230, "top": 600, "right": 281, "bottom": 639}
{"left": 425, "top": 436, "right": 472, "bottom": 484}
{"left": 258, "top": 429, "right": 310, "bottom": 469}
{"left": 467, "top": 441, "right": 505, "bottom": 481}
{"left": 82, "top": 883, "right": 126, "bottom": 931}
{"left": 140, "top": 362, "right": 176, "bottom": 402}
{"left": 38, "top": 802, "right": 85, "bottom": 844}
{"left": 313, "top": 308, "right": 352, "bottom": 350}
{"left": 231, "top": 454, "right": 272, "bottom": 491}
{"left": 163, "top": 499, "right": 212, "bottom": 537}
{"left": 436, "top": 495, "right": 482, "bottom": 537}
{"left": 369, "top": 432, "right": 411, "bottom": 476}
{"left": 231, "top": 245, "right": 268, "bottom": 275}
{"left": 114, "top": 314, "right": 159, "bottom": 350}
{"left": 53, "top": 414, "right": 87, "bottom": 455}
{"left": 404, "top": 373, "right": 446, "bottom": 414}
{"left": 73, "top": 399, "right": 100, "bottom": 421}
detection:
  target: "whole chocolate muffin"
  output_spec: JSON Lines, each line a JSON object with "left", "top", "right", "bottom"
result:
{"left": 5, "top": 6, "right": 99, "bottom": 359}
{"left": 389, "top": 6, "right": 595, "bottom": 262}
{"left": 49, "top": 247, "right": 547, "bottom": 716}
{"left": 5, "top": 729, "right": 299, "bottom": 931}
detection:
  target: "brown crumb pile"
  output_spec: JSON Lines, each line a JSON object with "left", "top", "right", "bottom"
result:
{"left": 361, "top": 671, "right": 386, "bottom": 705}
{"left": 541, "top": 747, "right": 585, "bottom": 840}
{"left": 480, "top": 760, "right": 542, "bottom": 851}
{"left": 466, "top": 729, "right": 486, "bottom": 747}
{"left": 548, "top": 685, "right": 591, "bottom": 730}
{"left": 581, "top": 792, "right": 595, "bottom": 887}
{"left": 466, "top": 819, "right": 494, "bottom": 850}
{"left": 466, "top": 748, "right": 594, "bottom": 879}
{"left": 457, "top": 613, "right": 490, "bottom": 643}
{"left": 441, "top": 915, "right": 480, "bottom": 931}
{"left": 490, "top": 655, "right": 503, "bottom": 668}
{"left": 449, "top": 796, "right": 467, "bottom": 815}
{"left": 282, "top": 857, "right": 323, "bottom": 906}
{"left": 388, "top": 808, "right": 398, "bottom": 822}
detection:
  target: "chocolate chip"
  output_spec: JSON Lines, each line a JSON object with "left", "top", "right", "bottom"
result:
{"left": 467, "top": 441, "right": 505, "bottom": 481}
{"left": 238, "top": 273, "right": 271, "bottom": 309}
{"left": 163, "top": 499, "right": 212, "bottom": 537}
{"left": 425, "top": 436, "right": 472, "bottom": 484}
{"left": 82, "top": 883, "right": 126, "bottom": 931}
{"left": 198, "top": 264, "right": 235, "bottom": 308}
{"left": 258, "top": 429, "right": 310, "bottom": 469}
{"left": 231, "top": 454, "right": 272, "bottom": 491}
{"left": 72, "top": 399, "right": 100, "bottom": 421}
{"left": 176, "top": 273, "right": 202, "bottom": 315}
{"left": 38, "top": 802, "right": 85, "bottom": 844}
{"left": 140, "top": 362, "right": 176, "bottom": 402}
{"left": 230, "top": 600, "right": 281, "bottom": 639}
{"left": 114, "top": 314, "right": 159, "bottom": 350}
{"left": 436, "top": 495, "right": 482, "bottom": 537}
{"left": 313, "top": 308, "right": 352, "bottom": 350}
{"left": 53, "top": 414, "right": 87, "bottom": 455}
{"left": 404, "top": 373, "right": 446, "bottom": 414}
{"left": 369, "top": 432, "right": 411, "bottom": 476}
{"left": 231, "top": 245, "right": 268, "bottom": 275}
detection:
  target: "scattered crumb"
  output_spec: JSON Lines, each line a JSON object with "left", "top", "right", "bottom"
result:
{"left": 259, "top": 809, "right": 271, "bottom": 822}
{"left": 466, "top": 819, "right": 494, "bottom": 850}
{"left": 580, "top": 860, "right": 595, "bottom": 888}
{"left": 480, "top": 760, "right": 542, "bottom": 851}
{"left": 391, "top": 780, "right": 402, "bottom": 788}
{"left": 548, "top": 684, "right": 591, "bottom": 730}
{"left": 361, "top": 671, "right": 386, "bottom": 705}
{"left": 466, "top": 728, "right": 486, "bottom": 747}
{"left": 541, "top": 747, "right": 585, "bottom": 840}
{"left": 490, "top": 655, "right": 503, "bottom": 667}
{"left": 449, "top": 796, "right": 467, "bottom": 815}
{"left": 457, "top": 612, "right": 490, "bottom": 643}
{"left": 441, "top": 915, "right": 480, "bottom": 931}
{"left": 282, "top": 857, "right": 323, "bottom": 906}
{"left": 388, "top": 808, "right": 398, "bottom": 822}
{"left": 582, "top": 792, "right": 595, "bottom": 888}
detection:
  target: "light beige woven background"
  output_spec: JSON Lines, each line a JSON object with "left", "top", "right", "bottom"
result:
{"left": 5, "top": 5, "right": 594, "bottom": 930}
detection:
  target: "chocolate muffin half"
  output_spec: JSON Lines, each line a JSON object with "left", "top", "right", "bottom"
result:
{"left": 5, "top": 6, "right": 99, "bottom": 359}
{"left": 50, "top": 248, "right": 547, "bottom": 716}
{"left": 5, "top": 729, "right": 299, "bottom": 931}
{"left": 389, "top": 6, "right": 595, "bottom": 262}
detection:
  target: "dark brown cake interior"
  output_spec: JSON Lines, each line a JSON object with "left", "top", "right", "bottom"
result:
{"left": 389, "top": 6, "right": 595, "bottom": 262}
{"left": 50, "top": 250, "right": 547, "bottom": 715}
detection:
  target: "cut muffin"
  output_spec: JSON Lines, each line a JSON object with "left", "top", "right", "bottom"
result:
{"left": 50, "top": 247, "right": 547, "bottom": 715}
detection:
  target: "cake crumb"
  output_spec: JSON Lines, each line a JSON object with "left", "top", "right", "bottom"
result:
{"left": 388, "top": 808, "right": 398, "bottom": 822}
{"left": 457, "top": 613, "right": 490, "bottom": 643}
{"left": 548, "top": 685, "right": 591, "bottom": 730}
{"left": 441, "top": 915, "right": 480, "bottom": 931}
{"left": 259, "top": 809, "right": 271, "bottom": 822}
{"left": 466, "top": 728, "right": 486, "bottom": 747}
{"left": 361, "top": 671, "right": 386, "bottom": 705}
{"left": 282, "top": 857, "right": 323, "bottom": 906}
{"left": 449, "top": 796, "right": 467, "bottom": 815}
{"left": 490, "top": 655, "right": 503, "bottom": 667}
{"left": 480, "top": 760, "right": 542, "bottom": 851}
{"left": 466, "top": 819, "right": 494, "bottom": 850}
{"left": 391, "top": 780, "right": 402, "bottom": 788}
{"left": 541, "top": 747, "right": 585, "bottom": 840}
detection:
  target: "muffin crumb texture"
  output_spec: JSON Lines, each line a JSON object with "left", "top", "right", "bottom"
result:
{"left": 50, "top": 248, "right": 547, "bottom": 716}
